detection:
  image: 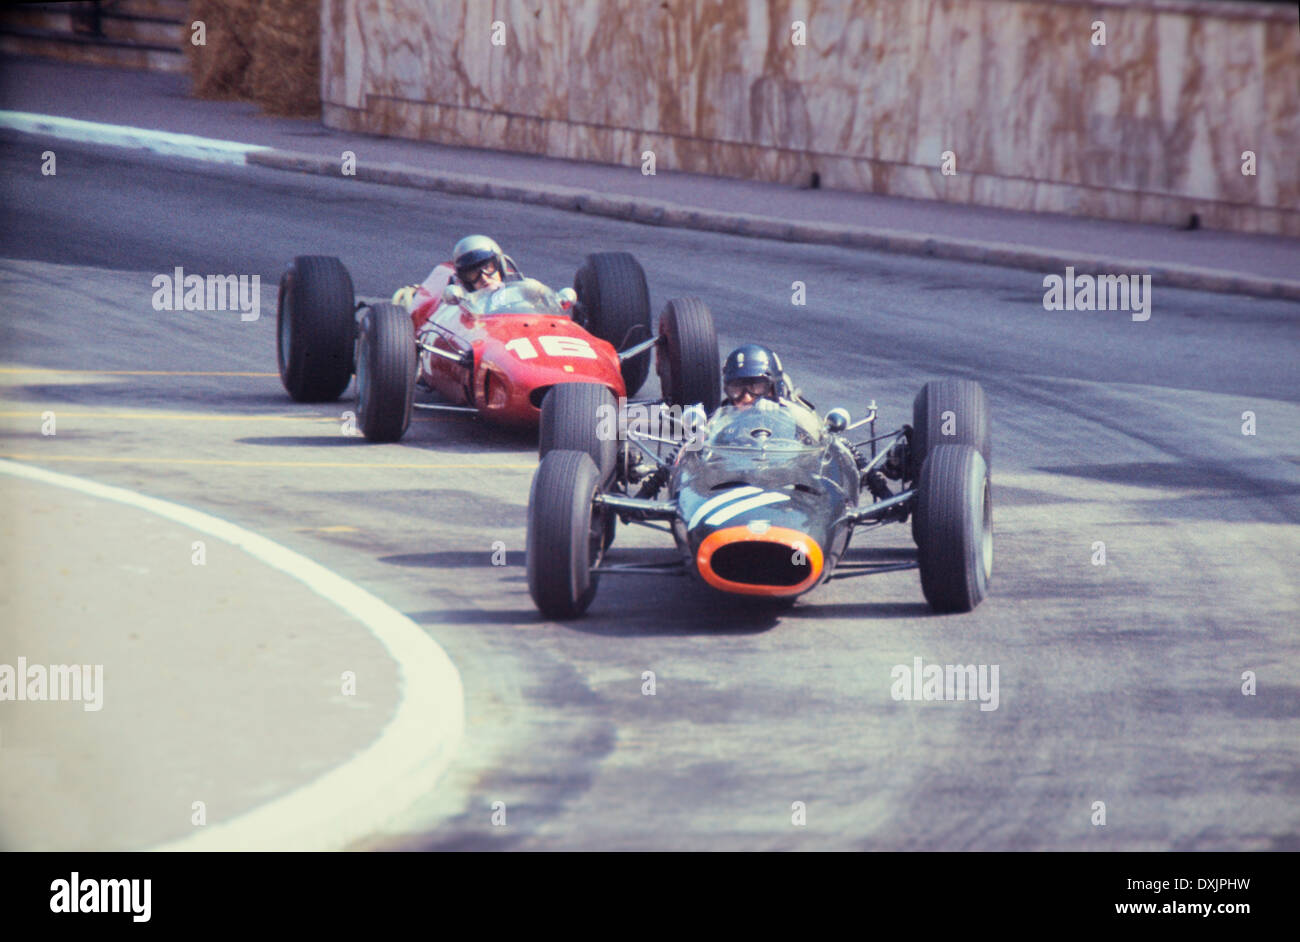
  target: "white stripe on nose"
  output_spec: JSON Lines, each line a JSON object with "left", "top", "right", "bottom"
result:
{"left": 705, "top": 491, "right": 791, "bottom": 526}
{"left": 687, "top": 486, "right": 762, "bottom": 529}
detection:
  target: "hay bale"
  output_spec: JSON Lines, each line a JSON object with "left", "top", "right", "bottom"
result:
{"left": 186, "top": 0, "right": 319, "bottom": 116}
{"left": 246, "top": 0, "right": 321, "bottom": 116}
{"left": 186, "top": 0, "right": 258, "bottom": 100}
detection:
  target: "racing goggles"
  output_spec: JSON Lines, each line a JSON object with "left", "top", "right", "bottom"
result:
{"left": 725, "top": 378, "right": 773, "bottom": 400}
{"left": 462, "top": 260, "right": 499, "bottom": 287}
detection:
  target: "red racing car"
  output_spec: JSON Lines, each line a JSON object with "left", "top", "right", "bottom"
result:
{"left": 275, "top": 251, "right": 721, "bottom": 441}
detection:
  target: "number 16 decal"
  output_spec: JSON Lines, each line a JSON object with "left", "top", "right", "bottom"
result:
{"left": 505, "top": 336, "right": 598, "bottom": 360}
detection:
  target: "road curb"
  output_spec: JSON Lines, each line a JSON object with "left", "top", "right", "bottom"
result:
{"left": 248, "top": 148, "right": 1300, "bottom": 303}
{"left": 0, "top": 109, "right": 268, "bottom": 164}
{"left": 3, "top": 109, "right": 1295, "bottom": 304}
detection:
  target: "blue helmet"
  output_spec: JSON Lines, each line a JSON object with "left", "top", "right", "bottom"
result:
{"left": 722, "top": 343, "right": 785, "bottom": 402}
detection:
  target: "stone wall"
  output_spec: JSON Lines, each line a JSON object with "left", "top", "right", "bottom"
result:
{"left": 320, "top": 0, "right": 1299, "bottom": 235}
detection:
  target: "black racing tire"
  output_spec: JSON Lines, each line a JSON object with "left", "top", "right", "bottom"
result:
{"left": 538, "top": 382, "right": 618, "bottom": 484}
{"left": 573, "top": 252, "right": 653, "bottom": 397}
{"left": 910, "top": 378, "right": 990, "bottom": 479}
{"left": 915, "top": 444, "right": 992, "bottom": 613}
{"left": 656, "top": 297, "right": 721, "bottom": 413}
{"left": 527, "top": 450, "right": 607, "bottom": 619}
{"left": 910, "top": 378, "right": 990, "bottom": 543}
{"left": 355, "top": 302, "right": 416, "bottom": 443}
{"left": 277, "top": 255, "right": 356, "bottom": 402}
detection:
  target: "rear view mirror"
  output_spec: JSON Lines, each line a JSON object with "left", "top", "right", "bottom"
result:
{"left": 825, "top": 408, "right": 850, "bottom": 433}
{"left": 442, "top": 284, "right": 466, "bottom": 306}
{"left": 557, "top": 287, "right": 577, "bottom": 306}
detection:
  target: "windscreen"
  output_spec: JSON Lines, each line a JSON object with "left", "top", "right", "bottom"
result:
{"left": 461, "top": 278, "right": 567, "bottom": 317}
{"left": 701, "top": 399, "right": 824, "bottom": 453}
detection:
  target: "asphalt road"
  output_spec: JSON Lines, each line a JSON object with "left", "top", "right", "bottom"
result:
{"left": 2, "top": 137, "right": 1298, "bottom": 850}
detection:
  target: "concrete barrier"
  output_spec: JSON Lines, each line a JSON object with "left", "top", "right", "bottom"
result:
{"left": 319, "top": 0, "right": 1299, "bottom": 236}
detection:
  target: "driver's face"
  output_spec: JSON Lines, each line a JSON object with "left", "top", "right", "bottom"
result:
{"left": 725, "top": 377, "right": 772, "bottom": 408}
{"left": 466, "top": 261, "right": 502, "bottom": 291}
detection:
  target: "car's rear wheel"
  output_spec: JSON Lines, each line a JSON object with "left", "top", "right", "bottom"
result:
{"left": 909, "top": 378, "right": 990, "bottom": 543}
{"left": 527, "top": 450, "right": 607, "bottom": 619}
{"left": 656, "top": 297, "right": 720, "bottom": 413}
{"left": 355, "top": 302, "right": 416, "bottom": 443}
{"left": 277, "top": 255, "right": 356, "bottom": 402}
{"left": 573, "top": 252, "right": 653, "bottom": 397}
{"left": 538, "top": 382, "right": 618, "bottom": 484}
{"left": 914, "top": 444, "right": 992, "bottom": 613}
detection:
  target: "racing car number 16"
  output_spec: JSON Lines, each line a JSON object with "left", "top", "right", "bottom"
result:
{"left": 505, "top": 336, "right": 599, "bottom": 360}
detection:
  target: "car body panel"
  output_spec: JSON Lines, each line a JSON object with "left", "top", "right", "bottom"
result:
{"left": 406, "top": 270, "right": 626, "bottom": 425}
{"left": 667, "top": 399, "right": 861, "bottom": 596}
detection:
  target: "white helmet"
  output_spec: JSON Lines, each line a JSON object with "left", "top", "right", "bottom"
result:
{"left": 452, "top": 235, "right": 504, "bottom": 288}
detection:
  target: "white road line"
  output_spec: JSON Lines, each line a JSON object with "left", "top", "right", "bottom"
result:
{"left": 0, "top": 111, "right": 267, "bottom": 165}
{"left": 0, "top": 458, "right": 464, "bottom": 852}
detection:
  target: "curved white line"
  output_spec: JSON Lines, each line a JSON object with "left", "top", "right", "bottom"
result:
{"left": 0, "top": 111, "right": 268, "bottom": 165}
{"left": 687, "top": 486, "right": 762, "bottom": 529}
{"left": 0, "top": 459, "right": 464, "bottom": 852}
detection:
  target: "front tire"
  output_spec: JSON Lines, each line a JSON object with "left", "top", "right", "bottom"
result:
{"left": 355, "top": 302, "right": 416, "bottom": 443}
{"left": 914, "top": 444, "right": 992, "bottom": 613}
{"left": 527, "top": 450, "right": 607, "bottom": 619}
{"left": 573, "top": 252, "right": 653, "bottom": 397}
{"left": 656, "top": 297, "right": 720, "bottom": 412}
{"left": 277, "top": 255, "right": 355, "bottom": 402}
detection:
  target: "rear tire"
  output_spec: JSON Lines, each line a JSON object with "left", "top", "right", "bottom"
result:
{"left": 573, "top": 252, "right": 653, "bottom": 397}
{"left": 277, "top": 255, "right": 355, "bottom": 402}
{"left": 355, "top": 303, "right": 416, "bottom": 443}
{"left": 656, "top": 297, "right": 720, "bottom": 412}
{"left": 915, "top": 444, "right": 992, "bottom": 613}
{"left": 910, "top": 378, "right": 990, "bottom": 543}
{"left": 538, "top": 382, "right": 618, "bottom": 483}
{"left": 910, "top": 378, "right": 990, "bottom": 479}
{"left": 527, "top": 450, "right": 607, "bottom": 619}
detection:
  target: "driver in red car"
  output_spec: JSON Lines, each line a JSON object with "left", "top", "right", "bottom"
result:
{"left": 451, "top": 235, "right": 506, "bottom": 292}
{"left": 395, "top": 234, "right": 511, "bottom": 332}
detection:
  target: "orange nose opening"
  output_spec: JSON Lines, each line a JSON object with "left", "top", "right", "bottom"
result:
{"left": 696, "top": 525, "right": 824, "bottom": 597}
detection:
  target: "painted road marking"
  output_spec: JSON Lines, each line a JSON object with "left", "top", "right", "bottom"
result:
{"left": 0, "top": 368, "right": 280, "bottom": 377}
{"left": 0, "top": 411, "right": 343, "bottom": 421}
{"left": 0, "top": 410, "right": 453, "bottom": 424}
{"left": 0, "top": 453, "right": 534, "bottom": 470}
{"left": 0, "top": 457, "right": 465, "bottom": 852}
{"left": 0, "top": 112, "right": 269, "bottom": 164}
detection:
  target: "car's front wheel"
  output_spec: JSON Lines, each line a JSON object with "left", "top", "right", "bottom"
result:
{"left": 355, "top": 302, "right": 416, "bottom": 443}
{"left": 277, "top": 255, "right": 356, "bottom": 402}
{"left": 527, "top": 450, "right": 607, "bottom": 619}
